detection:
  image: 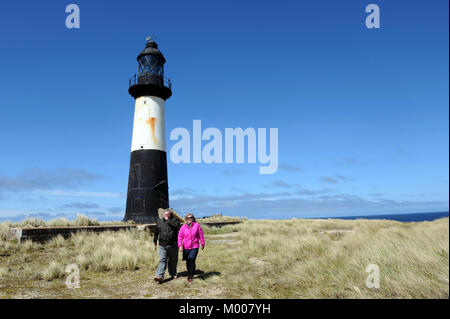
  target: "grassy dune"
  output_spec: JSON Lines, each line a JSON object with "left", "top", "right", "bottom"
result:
{"left": 0, "top": 217, "right": 448, "bottom": 298}
{"left": 0, "top": 214, "right": 134, "bottom": 229}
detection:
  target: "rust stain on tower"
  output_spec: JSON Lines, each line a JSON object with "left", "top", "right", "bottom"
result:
{"left": 146, "top": 117, "right": 157, "bottom": 144}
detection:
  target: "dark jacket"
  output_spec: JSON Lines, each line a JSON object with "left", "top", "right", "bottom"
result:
{"left": 153, "top": 217, "right": 180, "bottom": 246}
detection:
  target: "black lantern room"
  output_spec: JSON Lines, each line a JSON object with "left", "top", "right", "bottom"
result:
{"left": 128, "top": 37, "right": 172, "bottom": 100}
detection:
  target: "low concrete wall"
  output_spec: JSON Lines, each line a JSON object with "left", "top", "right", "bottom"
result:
{"left": 200, "top": 221, "right": 242, "bottom": 227}
{"left": 9, "top": 220, "right": 242, "bottom": 243}
{"left": 9, "top": 224, "right": 155, "bottom": 243}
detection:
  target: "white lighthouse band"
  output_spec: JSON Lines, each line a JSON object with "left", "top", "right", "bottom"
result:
{"left": 131, "top": 96, "right": 166, "bottom": 152}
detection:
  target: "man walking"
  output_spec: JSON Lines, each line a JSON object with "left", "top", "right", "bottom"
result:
{"left": 153, "top": 209, "right": 180, "bottom": 283}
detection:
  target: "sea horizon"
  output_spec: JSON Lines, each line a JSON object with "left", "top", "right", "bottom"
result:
{"left": 241, "top": 211, "right": 449, "bottom": 222}
{"left": 303, "top": 211, "right": 449, "bottom": 222}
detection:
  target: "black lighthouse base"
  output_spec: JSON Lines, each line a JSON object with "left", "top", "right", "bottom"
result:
{"left": 123, "top": 149, "right": 169, "bottom": 224}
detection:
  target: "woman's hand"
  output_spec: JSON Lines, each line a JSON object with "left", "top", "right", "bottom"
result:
{"left": 179, "top": 247, "right": 183, "bottom": 252}
{"left": 201, "top": 245, "right": 205, "bottom": 250}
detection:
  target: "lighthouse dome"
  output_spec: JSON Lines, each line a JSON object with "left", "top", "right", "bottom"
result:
{"left": 137, "top": 38, "right": 166, "bottom": 64}
{"left": 128, "top": 37, "right": 172, "bottom": 100}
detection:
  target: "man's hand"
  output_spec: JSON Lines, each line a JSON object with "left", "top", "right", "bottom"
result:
{"left": 154, "top": 244, "right": 157, "bottom": 250}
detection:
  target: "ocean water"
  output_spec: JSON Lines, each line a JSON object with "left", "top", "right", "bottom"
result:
{"left": 324, "top": 211, "right": 449, "bottom": 222}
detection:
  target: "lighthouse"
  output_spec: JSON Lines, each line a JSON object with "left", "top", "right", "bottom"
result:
{"left": 123, "top": 37, "right": 172, "bottom": 223}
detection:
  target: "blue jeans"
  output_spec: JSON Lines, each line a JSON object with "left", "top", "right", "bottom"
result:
{"left": 183, "top": 248, "right": 199, "bottom": 279}
{"left": 156, "top": 245, "right": 178, "bottom": 279}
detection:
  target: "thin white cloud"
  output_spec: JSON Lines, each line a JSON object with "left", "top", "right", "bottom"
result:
{"left": 0, "top": 168, "right": 103, "bottom": 192}
{"left": 394, "top": 148, "right": 414, "bottom": 157}
{"left": 320, "top": 176, "right": 338, "bottom": 184}
{"left": 221, "top": 169, "right": 246, "bottom": 175}
{"left": 278, "top": 164, "right": 302, "bottom": 172}
{"left": 61, "top": 202, "right": 101, "bottom": 209}
{"left": 31, "top": 190, "right": 123, "bottom": 198}
{"left": 263, "top": 179, "right": 292, "bottom": 188}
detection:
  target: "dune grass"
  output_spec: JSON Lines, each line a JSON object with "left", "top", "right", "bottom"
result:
{"left": 200, "top": 224, "right": 241, "bottom": 235}
{"left": 0, "top": 217, "right": 448, "bottom": 298}
{"left": 197, "top": 214, "right": 247, "bottom": 223}
{"left": 2, "top": 214, "right": 137, "bottom": 229}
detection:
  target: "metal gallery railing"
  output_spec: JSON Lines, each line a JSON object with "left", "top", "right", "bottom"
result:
{"left": 129, "top": 73, "right": 172, "bottom": 89}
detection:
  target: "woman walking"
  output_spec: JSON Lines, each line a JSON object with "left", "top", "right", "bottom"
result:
{"left": 178, "top": 213, "right": 205, "bottom": 282}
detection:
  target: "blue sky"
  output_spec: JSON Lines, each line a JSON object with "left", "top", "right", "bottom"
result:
{"left": 0, "top": 0, "right": 448, "bottom": 221}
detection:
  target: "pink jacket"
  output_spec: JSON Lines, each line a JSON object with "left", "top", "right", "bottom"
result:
{"left": 178, "top": 222, "right": 205, "bottom": 249}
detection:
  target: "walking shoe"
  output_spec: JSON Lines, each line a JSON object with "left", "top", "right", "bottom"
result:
{"left": 154, "top": 277, "right": 164, "bottom": 283}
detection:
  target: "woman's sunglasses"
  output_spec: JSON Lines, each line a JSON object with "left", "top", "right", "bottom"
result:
{"left": 186, "top": 217, "right": 193, "bottom": 219}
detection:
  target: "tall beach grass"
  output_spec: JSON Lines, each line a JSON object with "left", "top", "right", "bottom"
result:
{"left": 0, "top": 216, "right": 448, "bottom": 298}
